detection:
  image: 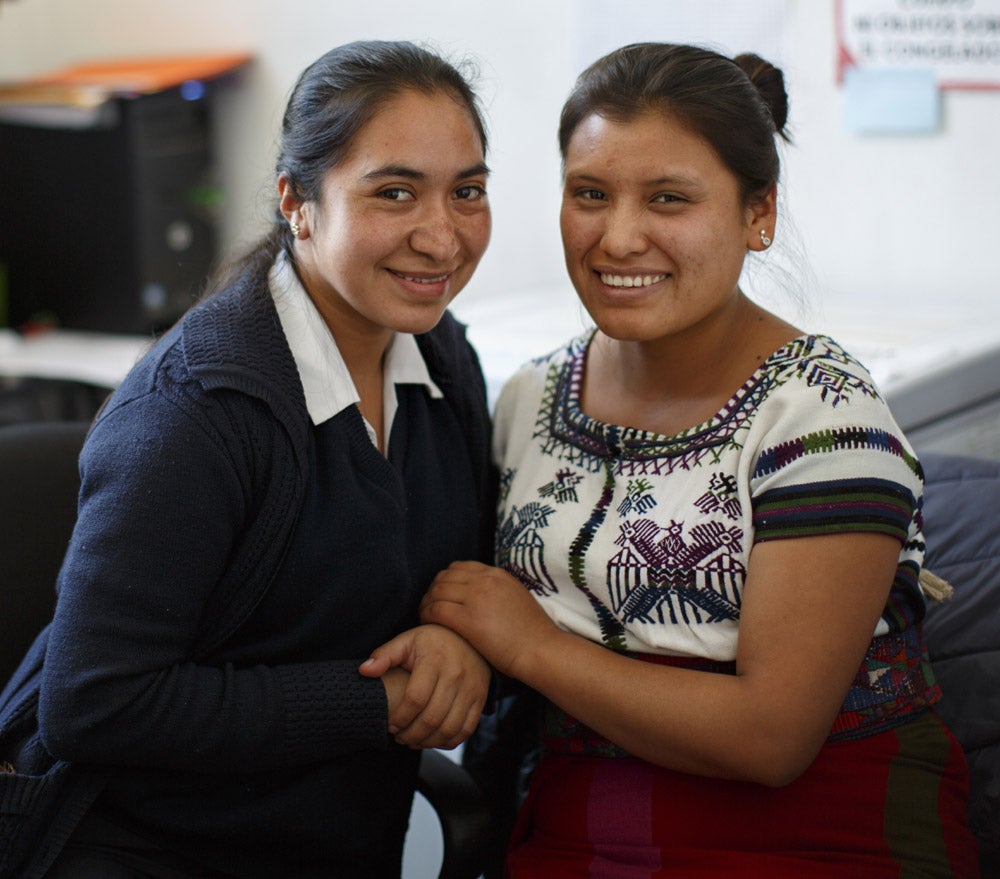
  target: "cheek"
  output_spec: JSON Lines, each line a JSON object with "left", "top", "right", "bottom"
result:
{"left": 463, "top": 213, "right": 492, "bottom": 260}
{"left": 679, "top": 215, "right": 744, "bottom": 268}
{"left": 559, "top": 209, "right": 595, "bottom": 261}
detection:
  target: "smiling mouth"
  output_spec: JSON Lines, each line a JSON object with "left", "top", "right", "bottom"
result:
{"left": 599, "top": 272, "right": 668, "bottom": 288}
{"left": 390, "top": 269, "right": 451, "bottom": 284}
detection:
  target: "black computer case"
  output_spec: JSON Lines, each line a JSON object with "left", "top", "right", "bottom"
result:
{"left": 0, "top": 86, "right": 219, "bottom": 335}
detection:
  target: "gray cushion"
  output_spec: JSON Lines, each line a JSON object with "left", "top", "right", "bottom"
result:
{"left": 921, "top": 453, "right": 1000, "bottom": 869}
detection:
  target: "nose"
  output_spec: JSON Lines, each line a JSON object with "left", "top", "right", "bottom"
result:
{"left": 410, "top": 202, "right": 461, "bottom": 263}
{"left": 600, "top": 204, "right": 649, "bottom": 259}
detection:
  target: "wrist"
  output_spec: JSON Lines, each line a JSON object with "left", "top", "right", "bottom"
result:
{"left": 508, "top": 626, "right": 571, "bottom": 689}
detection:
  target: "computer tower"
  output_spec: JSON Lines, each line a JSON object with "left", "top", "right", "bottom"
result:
{"left": 0, "top": 86, "right": 219, "bottom": 335}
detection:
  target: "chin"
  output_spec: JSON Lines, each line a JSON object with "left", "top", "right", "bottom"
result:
{"left": 391, "top": 304, "right": 452, "bottom": 336}
{"left": 584, "top": 308, "right": 660, "bottom": 343}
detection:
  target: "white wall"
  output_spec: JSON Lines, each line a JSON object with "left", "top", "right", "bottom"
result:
{"left": 2, "top": 0, "right": 996, "bottom": 331}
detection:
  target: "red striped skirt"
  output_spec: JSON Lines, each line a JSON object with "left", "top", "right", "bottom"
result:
{"left": 505, "top": 711, "right": 979, "bottom": 878}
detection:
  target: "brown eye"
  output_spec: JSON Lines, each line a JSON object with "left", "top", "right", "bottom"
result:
{"left": 379, "top": 188, "right": 414, "bottom": 202}
{"left": 455, "top": 185, "right": 486, "bottom": 201}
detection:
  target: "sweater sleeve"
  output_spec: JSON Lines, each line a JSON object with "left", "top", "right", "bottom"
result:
{"left": 38, "top": 387, "right": 390, "bottom": 773}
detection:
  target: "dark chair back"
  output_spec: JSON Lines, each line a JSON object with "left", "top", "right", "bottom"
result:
{"left": 0, "top": 420, "right": 90, "bottom": 686}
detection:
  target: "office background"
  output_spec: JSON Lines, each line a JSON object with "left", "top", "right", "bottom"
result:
{"left": 2, "top": 0, "right": 996, "bottom": 328}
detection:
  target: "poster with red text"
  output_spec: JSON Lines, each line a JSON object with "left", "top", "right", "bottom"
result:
{"left": 837, "top": 0, "right": 1000, "bottom": 89}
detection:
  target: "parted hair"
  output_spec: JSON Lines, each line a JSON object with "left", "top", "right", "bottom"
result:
{"left": 558, "top": 43, "right": 790, "bottom": 205}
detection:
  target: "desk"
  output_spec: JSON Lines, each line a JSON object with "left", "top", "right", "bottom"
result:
{"left": 0, "top": 328, "right": 152, "bottom": 389}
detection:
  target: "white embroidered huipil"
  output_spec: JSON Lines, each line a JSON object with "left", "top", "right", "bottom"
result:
{"left": 493, "top": 331, "right": 938, "bottom": 739}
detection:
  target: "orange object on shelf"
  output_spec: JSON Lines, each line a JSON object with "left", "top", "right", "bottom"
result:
{"left": 37, "top": 53, "right": 253, "bottom": 93}
{"left": 0, "top": 53, "right": 252, "bottom": 107}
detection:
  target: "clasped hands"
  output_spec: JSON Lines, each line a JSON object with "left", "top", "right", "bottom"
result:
{"left": 359, "top": 561, "right": 557, "bottom": 749}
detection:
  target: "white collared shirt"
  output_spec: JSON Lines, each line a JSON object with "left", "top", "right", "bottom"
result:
{"left": 269, "top": 254, "right": 443, "bottom": 452}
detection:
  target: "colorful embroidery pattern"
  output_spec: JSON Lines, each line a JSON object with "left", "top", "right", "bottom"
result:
{"left": 753, "top": 428, "right": 921, "bottom": 480}
{"left": 494, "top": 331, "right": 935, "bottom": 738}
{"left": 533, "top": 333, "right": 884, "bottom": 477}
{"left": 568, "top": 455, "right": 628, "bottom": 650}
{"left": 539, "top": 468, "right": 584, "bottom": 504}
{"left": 496, "top": 501, "right": 558, "bottom": 595}
{"left": 609, "top": 516, "right": 744, "bottom": 624}
{"left": 753, "top": 477, "right": 917, "bottom": 542}
{"left": 617, "top": 478, "right": 656, "bottom": 516}
{"left": 831, "top": 627, "right": 941, "bottom": 740}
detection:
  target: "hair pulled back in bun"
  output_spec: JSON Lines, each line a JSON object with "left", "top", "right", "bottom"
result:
{"left": 733, "top": 52, "right": 790, "bottom": 140}
{"left": 559, "top": 42, "right": 789, "bottom": 204}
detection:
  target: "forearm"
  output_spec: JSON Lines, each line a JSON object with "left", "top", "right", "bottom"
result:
{"left": 40, "top": 655, "right": 391, "bottom": 772}
{"left": 511, "top": 630, "right": 826, "bottom": 786}
{"left": 424, "top": 534, "right": 898, "bottom": 786}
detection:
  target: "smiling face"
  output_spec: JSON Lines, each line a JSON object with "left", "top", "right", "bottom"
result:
{"left": 559, "top": 109, "right": 775, "bottom": 348}
{"left": 282, "top": 87, "right": 491, "bottom": 341}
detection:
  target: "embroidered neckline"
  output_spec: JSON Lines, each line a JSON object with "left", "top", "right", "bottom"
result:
{"left": 534, "top": 331, "right": 873, "bottom": 470}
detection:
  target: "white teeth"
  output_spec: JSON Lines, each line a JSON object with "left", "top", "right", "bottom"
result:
{"left": 396, "top": 271, "right": 449, "bottom": 284}
{"left": 600, "top": 273, "right": 667, "bottom": 288}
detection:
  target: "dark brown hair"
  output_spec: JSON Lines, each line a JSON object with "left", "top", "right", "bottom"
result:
{"left": 558, "top": 43, "right": 789, "bottom": 205}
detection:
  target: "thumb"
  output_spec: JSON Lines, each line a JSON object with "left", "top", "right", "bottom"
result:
{"left": 358, "top": 630, "right": 418, "bottom": 677}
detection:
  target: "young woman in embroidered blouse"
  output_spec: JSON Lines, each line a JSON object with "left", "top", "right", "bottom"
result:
{"left": 401, "top": 42, "right": 979, "bottom": 877}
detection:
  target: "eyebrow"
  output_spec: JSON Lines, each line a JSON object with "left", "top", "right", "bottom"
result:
{"left": 566, "top": 171, "right": 703, "bottom": 189}
{"left": 362, "top": 162, "right": 491, "bottom": 183}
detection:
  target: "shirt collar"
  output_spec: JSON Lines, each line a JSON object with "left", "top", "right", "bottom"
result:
{"left": 269, "top": 254, "right": 442, "bottom": 430}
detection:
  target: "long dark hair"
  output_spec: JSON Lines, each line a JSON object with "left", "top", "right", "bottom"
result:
{"left": 558, "top": 43, "right": 789, "bottom": 205}
{"left": 210, "top": 40, "right": 487, "bottom": 293}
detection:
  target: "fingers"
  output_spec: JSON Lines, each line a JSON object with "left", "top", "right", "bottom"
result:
{"left": 419, "top": 565, "right": 482, "bottom": 624}
{"left": 388, "top": 651, "right": 484, "bottom": 743}
{"left": 390, "top": 672, "right": 486, "bottom": 749}
{"left": 385, "top": 629, "right": 491, "bottom": 749}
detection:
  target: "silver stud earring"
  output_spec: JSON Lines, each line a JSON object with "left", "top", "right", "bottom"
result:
{"left": 760, "top": 229, "right": 771, "bottom": 248}
{"left": 290, "top": 221, "right": 301, "bottom": 237}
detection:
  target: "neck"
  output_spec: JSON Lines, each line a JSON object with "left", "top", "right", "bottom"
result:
{"left": 290, "top": 246, "right": 395, "bottom": 387}
{"left": 606, "top": 292, "right": 761, "bottom": 395}
{"left": 583, "top": 293, "right": 799, "bottom": 435}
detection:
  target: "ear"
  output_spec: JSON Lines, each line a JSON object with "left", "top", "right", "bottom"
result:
{"left": 745, "top": 184, "right": 777, "bottom": 252}
{"left": 278, "top": 173, "right": 308, "bottom": 238}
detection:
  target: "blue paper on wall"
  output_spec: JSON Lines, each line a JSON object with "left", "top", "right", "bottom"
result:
{"left": 843, "top": 66, "right": 940, "bottom": 135}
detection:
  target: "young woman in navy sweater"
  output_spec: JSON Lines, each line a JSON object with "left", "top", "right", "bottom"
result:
{"left": 36, "top": 40, "right": 495, "bottom": 878}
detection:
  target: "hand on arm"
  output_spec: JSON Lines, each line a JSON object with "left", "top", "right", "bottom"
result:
{"left": 419, "top": 561, "right": 562, "bottom": 681}
{"left": 421, "top": 535, "right": 901, "bottom": 786}
{"left": 359, "top": 624, "right": 491, "bottom": 750}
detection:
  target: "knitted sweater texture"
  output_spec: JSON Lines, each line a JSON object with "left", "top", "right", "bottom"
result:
{"left": 36, "top": 269, "right": 493, "bottom": 877}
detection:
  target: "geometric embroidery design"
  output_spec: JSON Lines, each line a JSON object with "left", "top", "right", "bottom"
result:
{"left": 617, "top": 477, "right": 656, "bottom": 517}
{"left": 608, "top": 516, "right": 744, "bottom": 624}
{"left": 496, "top": 501, "right": 558, "bottom": 595}
{"left": 534, "top": 333, "right": 882, "bottom": 478}
{"left": 693, "top": 473, "right": 741, "bottom": 520}
{"left": 539, "top": 468, "right": 584, "bottom": 504}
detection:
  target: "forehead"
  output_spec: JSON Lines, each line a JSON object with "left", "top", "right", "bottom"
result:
{"left": 342, "top": 88, "right": 485, "bottom": 170}
{"left": 564, "top": 110, "right": 730, "bottom": 182}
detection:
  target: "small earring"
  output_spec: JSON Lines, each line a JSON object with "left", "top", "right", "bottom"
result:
{"left": 759, "top": 229, "right": 771, "bottom": 248}
{"left": 290, "top": 221, "right": 301, "bottom": 237}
